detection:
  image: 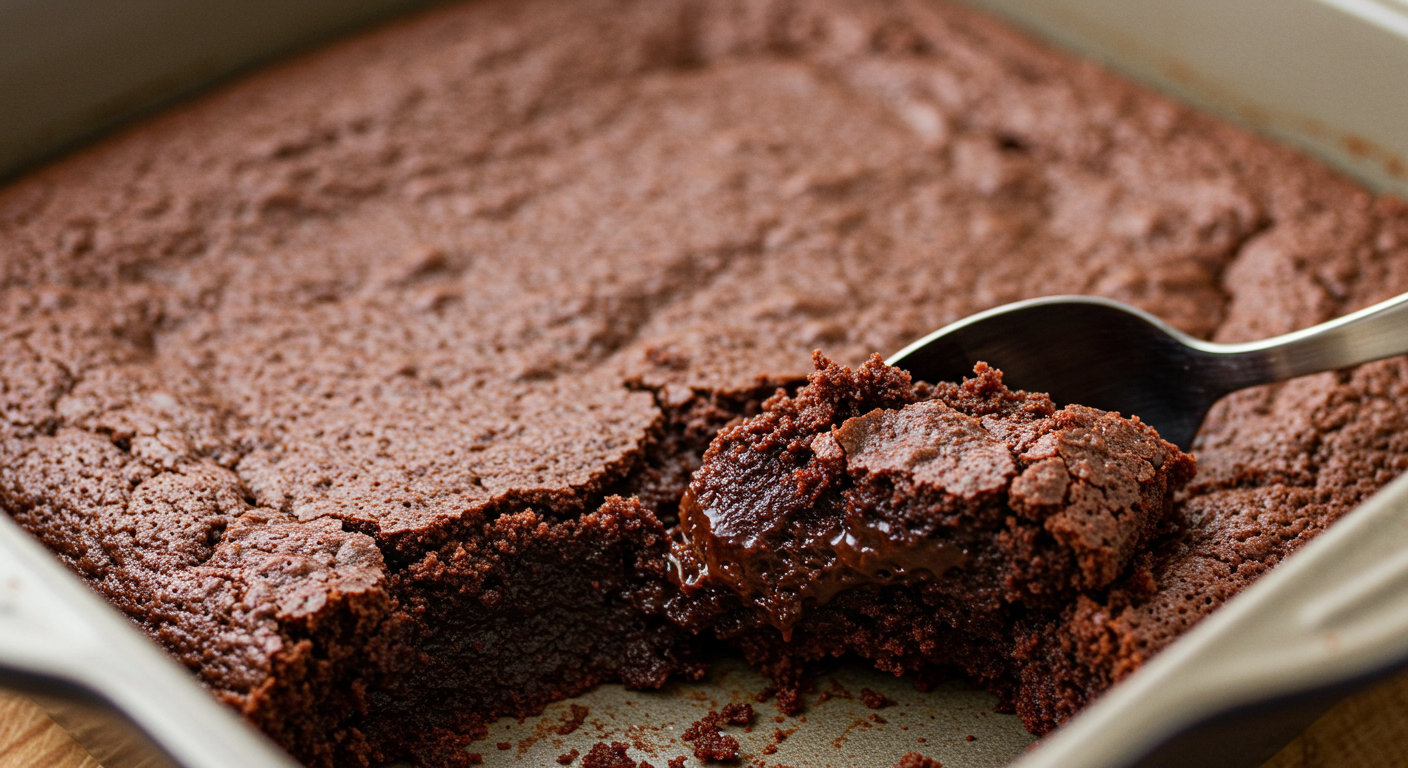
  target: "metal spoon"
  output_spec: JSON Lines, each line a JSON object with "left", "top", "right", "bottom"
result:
{"left": 887, "top": 292, "right": 1408, "bottom": 450}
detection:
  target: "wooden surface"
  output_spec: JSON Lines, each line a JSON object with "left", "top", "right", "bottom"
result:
{"left": 0, "top": 692, "right": 100, "bottom": 768}
{"left": 6, "top": 672, "right": 1408, "bottom": 768}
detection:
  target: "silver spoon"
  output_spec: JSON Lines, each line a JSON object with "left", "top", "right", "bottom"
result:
{"left": 887, "top": 292, "right": 1408, "bottom": 450}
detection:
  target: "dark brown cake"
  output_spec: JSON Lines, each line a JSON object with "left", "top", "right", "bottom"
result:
{"left": 669, "top": 353, "right": 1194, "bottom": 710}
{"left": 2, "top": 0, "right": 1408, "bottom": 765}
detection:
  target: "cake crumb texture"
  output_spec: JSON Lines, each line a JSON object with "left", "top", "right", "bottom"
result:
{"left": 682, "top": 709, "right": 745, "bottom": 762}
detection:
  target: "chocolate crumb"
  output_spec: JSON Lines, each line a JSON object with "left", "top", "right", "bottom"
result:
{"left": 667, "top": 758, "right": 687, "bottom": 768}
{"left": 682, "top": 712, "right": 741, "bottom": 762}
{"left": 869, "top": 714, "right": 888, "bottom": 724}
{"left": 582, "top": 741, "right": 636, "bottom": 768}
{"left": 860, "top": 688, "right": 891, "bottom": 709}
{"left": 497, "top": 742, "right": 512, "bottom": 750}
{"left": 558, "top": 704, "right": 591, "bottom": 736}
{"left": 756, "top": 687, "right": 777, "bottom": 704}
{"left": 721, "top": 703, "right": 755, "bottom": 726}
{"left": 762, "top": 745, "right": 777, "bottom": 755}
{"left": 774, "top": 687, "right": 803, "bottom": 717}
{"left": 465, "top": 754, "right": 483, "bottom": 766}
{"left": 966, "top": 735, "right": 977, "bottom": 742}
{"left": 897, "top": 752, "right": 943, "bottom": 768}
{"left": 558, "top": 749, "right": 580, "bottom": 765}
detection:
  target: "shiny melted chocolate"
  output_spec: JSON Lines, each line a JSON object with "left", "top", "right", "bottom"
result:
{"left": 669, "top": 354, "right": 1195, "bottom": 638}
{"left": 671, "top": 396, "right": 1012, "bottom": 634}
{"left": 674, "top": 484, "right": 966, "bottom": 635}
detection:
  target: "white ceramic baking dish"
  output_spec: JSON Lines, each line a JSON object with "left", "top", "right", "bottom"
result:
{"left": 1, "top": 1, "right": 1406, "bottom": 767}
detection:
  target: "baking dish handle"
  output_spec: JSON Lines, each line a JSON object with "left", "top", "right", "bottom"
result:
{"left": 0, "top": 512, "right": 302, "bottom": 768}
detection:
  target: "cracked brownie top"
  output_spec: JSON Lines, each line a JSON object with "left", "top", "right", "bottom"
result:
{"left": 3, "top": 0, "right": 1381, "bottom": 555}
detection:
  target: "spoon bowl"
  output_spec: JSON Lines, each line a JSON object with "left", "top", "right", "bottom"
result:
{"left": 888, "top": 293, "right": 1408, "bottom": 450}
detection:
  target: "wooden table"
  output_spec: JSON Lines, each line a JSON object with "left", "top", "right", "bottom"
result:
{"left": 0, "top": 693, "right": 99, "bottom": 768}
{"left": 6, "top": 672, "right": 1408, "bottom": 768}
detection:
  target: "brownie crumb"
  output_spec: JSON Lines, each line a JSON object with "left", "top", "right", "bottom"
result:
{"left": 869, "top": 714, "right": 888, "bottom": 724}
{"left": 860, "top": 689, "right": 892, "bottom": 709}
{"left": 776, "top": 688, "right": 804, "bottom": 716}
{"left": 897, "top": 752, "right": 943, "bottom": 768}
{"left": 756, "top": 687, "right": 777, "bottom": 703}
{"left": 497, "top": 742, "right": 512, "bottom": 750}
{"left": 558, "top": 704, "right": 591, "bottom": 736}
{"left": 761, "top": 745, "right": 778, "bottom": 755}
{"left": 966, "top": 735, "right": 977, "bottom": 742}
{"left": 465, "top": 755, "right": 483, "bottom": 766}
{"left": 682, "top": 712, "right": 741, "bottom": 762}
{"left": 558, "top": 749, "right": 580, "bottom": 765}
{"left": 721, "top": 703, "right": 755, "bottom": 726}
{"left": 667, "top": 758, "right": 687, "bottom": 768}
{"left": 582, "top": 741, "right": 637, "bottom": 768}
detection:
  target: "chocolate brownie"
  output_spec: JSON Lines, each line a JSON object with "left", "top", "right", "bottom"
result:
{"left": 669, "top": 353, "right": 1194, "bottom": 710}
{"left": 2, "top": 0, "right": 1408, "bottom": 764}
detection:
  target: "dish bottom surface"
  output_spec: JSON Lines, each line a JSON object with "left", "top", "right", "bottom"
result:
{"left": 461, "top": 655, "right": 1035, "bottom": 768}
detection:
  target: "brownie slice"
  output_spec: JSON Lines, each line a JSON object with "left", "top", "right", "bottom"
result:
{"left": 669, "top": 353, "right": 1194, "bottom": 710}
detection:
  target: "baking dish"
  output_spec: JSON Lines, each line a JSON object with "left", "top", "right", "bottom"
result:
{"left": 0, "top": 1, "right": 1402, "bottom": 766}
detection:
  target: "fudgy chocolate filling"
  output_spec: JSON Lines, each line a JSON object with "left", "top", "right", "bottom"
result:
{"left": 670, "top": 355, "right": 1195, "bottom": 642}
{"left": 671, "top": 405, "right": 976, "bottom": 634}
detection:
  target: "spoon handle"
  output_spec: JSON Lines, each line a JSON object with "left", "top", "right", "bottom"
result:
{"left": 1206, "top": 292, "right": 1408, "bottom": 389}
